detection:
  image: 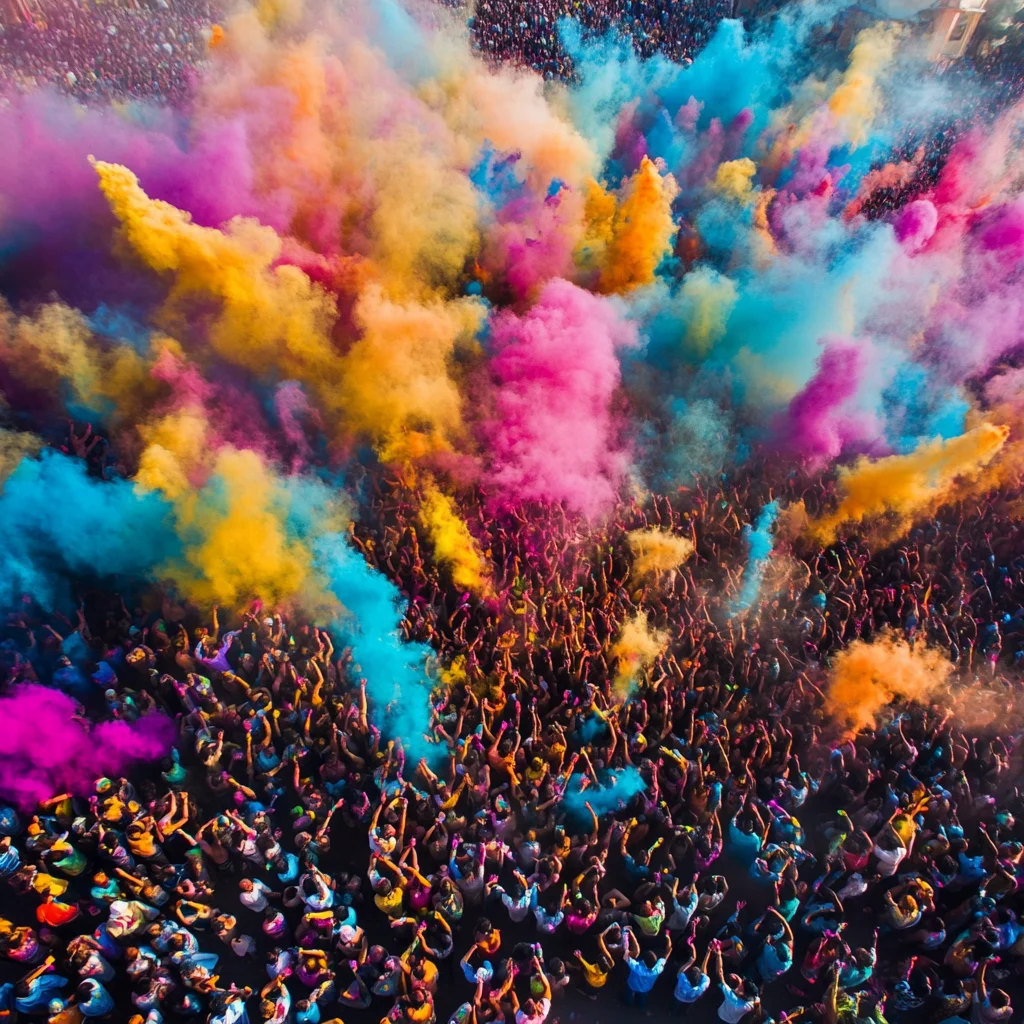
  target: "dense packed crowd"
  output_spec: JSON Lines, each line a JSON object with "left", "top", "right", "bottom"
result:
{"left": 0, "top": 0, "right": 735, "bottom": 98}
{"left": 0, "top": 0, "right": 1019, "bottom": 109}
{"left": 468, "top": 0, "right": 733, "bottom": 77}
{"left": 2, "top": 431, "right": 1024, "bottom": 1024}
{"left": 0, "top": 0, "right": 217, "bottom": 103}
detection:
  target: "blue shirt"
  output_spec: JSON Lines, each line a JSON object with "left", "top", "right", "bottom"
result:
{"left": 709, "top": 782, "right": 723, "bottom": 814}
{"left": 674, "top": 969, "right": 710, "bottom": 1003}
{"left": 839, "top": 963, "right": 873, "bottom": 989}
{"left": 626, "top": 957, "right": 666, "bottom": 992}
{"left": 758, "top": 940, "right": 792, "bottom": 982}
{"left": 623, "top": 854, "right": 651, "bottom": 884}
{"left": 297, "top": 1002, "right": 321, "bottom": 1024}
{"left": 728, "top": 820, "right": 763, "bottom": 866}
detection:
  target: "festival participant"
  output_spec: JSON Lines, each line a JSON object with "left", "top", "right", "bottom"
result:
{"left": 672, "top": 921, "right": 712, "bottom": 1008}
{"left": 713, "top": 943, "right": 760, "bottom": 1023}
{"left": 622, "top": 926, "right": 670, "bottom": 1006}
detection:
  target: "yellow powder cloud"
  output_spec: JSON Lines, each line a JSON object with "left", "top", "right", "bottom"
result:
{"left": 826, "top": 633, "right": 951, "bottom": 735}
{"left": 610, "top": 610, "right": 668, "bottom": 701}
{"left": 599, "top": 157, "right": 679, "bottom": 294}
{"left": 419, "top": 482, "right": 492, "bottom": 595}
{"left": 627, "top": 528, "right": 694, "bottom": 578}
{"left": 810, "top": 422, "right": 1008, "bottom": 544}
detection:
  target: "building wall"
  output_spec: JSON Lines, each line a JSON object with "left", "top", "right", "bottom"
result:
{"left": 927, "top": 1, "right": 988, "bottom": 60}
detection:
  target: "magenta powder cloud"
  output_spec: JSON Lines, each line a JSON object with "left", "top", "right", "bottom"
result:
{"left": 485, "top": 278, "right": 638, "bottom": 517}
{"left": 780, "top": 337, "right": 877, "bottom": 464}
{"left": 0, "top": 90, "right": 288, "bottom": 244}
{"left": 0, "top": 684, "right": 175, "bottom": 811}
{"left": 487, "top": 191, "right": 580, "bottom": 302}
{"left": 894, "top": 199, "right": 938, "bottom": 253}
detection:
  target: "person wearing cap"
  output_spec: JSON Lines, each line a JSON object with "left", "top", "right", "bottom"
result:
{"left": 336, "top": 922, "right": 366, "bottom": 960}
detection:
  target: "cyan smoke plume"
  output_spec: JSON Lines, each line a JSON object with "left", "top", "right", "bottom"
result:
{"left": 314, "top": 533, "right": 440, "bottom": 762}
{"left": 733, "top": 500, "right": 780, "bottom": 613}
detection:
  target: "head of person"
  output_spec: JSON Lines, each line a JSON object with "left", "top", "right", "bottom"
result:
{"left": 989, "top": 989, "right": 1011, "bottom": 1010}
{"left": 876, "top": 829, "right": 900, "bottom": 851}
{"left": 729, "top": 975, "right": 750, "bottom": 996}
{"left": 976, "top": 928, "right": 999, "bottom": 958}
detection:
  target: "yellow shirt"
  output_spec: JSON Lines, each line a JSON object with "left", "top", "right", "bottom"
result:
{"left": 128, "top": 829, "right": 157, "bottom": 859}
{"left": 892, "top": 814, "right": 917, "bottom": 844}
{"left": 414, "top": 960, "right": 438, "bottom": 991}
{"left": 375, "top": 886, "right": 404, "bottom": 917}
{"left": 580, "top": 958, "right": 608, "bottom": 988}
{"left": 32, "top": 872, "right": 69, "bottom": 898}
{"left": 101, "top": 798, "right": 126, "bottom": 822}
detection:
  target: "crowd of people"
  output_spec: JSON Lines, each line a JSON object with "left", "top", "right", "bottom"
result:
{"left": 2, "top": 437, "right": 1024, "bottom": 1024}
{"left": 0, "top": 0, "right": 1020, "bottom": 111}
{"left": 468, "top": 0, "right": 734, "bottom": 77}
{"left": 0, "top": 0, "right": 739, "bottom": 100}
{"left": 0, "top": 0, "right": 217, "bottom": 103}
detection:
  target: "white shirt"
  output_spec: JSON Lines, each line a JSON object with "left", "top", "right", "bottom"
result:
{"left": 667, "top": 888, "right": 699, "bottom": 930}
{"left": 500, "top": 888, "right": 532, "bottom": 923}
{"left": 718, "top": 983, "right": 756, "bottom": 1023}
{"left": 516, "top": 998, "right": 551, "bottom": 1024}
{"left": 873, "top": 843, "right": 907, "bottom": 877}
{"left": 239, "top": 879, "right": 271, "bottom": 912}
